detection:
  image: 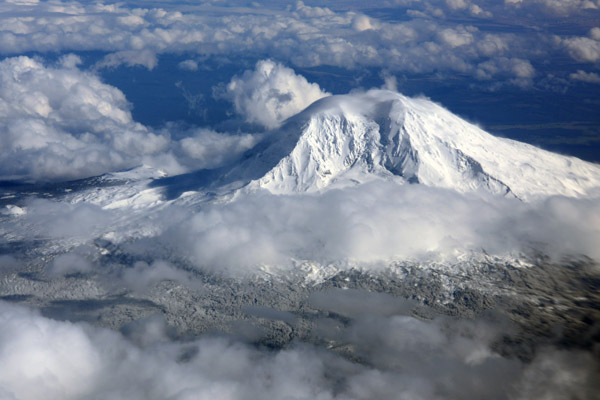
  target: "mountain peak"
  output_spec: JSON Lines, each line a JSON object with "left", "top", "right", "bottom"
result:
{"left": 232, "top": 90, "right": 600, "bottom": 200}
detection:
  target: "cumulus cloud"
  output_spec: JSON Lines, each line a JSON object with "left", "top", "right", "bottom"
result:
{"left": 0, "top": 56, "right": 167, "bottom": 181}
{"left": 396, "top": 0, "right": 494, "bottom": 17}
{"left": 167, "top": 124, "right": 259, "bottom": 172}
{"left": 380, "top": 71, "right": 399, "bottom": 91}
{"left": 294, "top": 1, "right": 334, "bottom": 18}
{"left": 476, "top": 57, "right": 535, "bottom": 86}
{"left": 563, "top": 29, "right": 600, "bottom": 62}
{"left": 438, "top": 26, "right": 475, "bottom": 48}
{"left": 21, "top": 198, "right": 113, "bottom": 240}
{"left": 352, "top": 14, "right": 376, "bottom": 32}
{"left": 389, "top": 0, "right": 598, "bottom": 17}
{"left": 0, "top": 57, "right": 259, "bottom": 181}
{"left": 220, "top": 59, "right": 330, "bottom": 129}
{"left": 8, "top": 176, "right": 600, "bottom": 279}
{"left": 46, "top": 253, "right": 93, "bottom": 277}
{"left": 0, "top": 3, "right": 598, "bottom": 398}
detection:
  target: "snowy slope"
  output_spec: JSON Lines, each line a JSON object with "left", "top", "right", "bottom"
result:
{"left": 237, "top": 90, "right": 600, "bottom": 200}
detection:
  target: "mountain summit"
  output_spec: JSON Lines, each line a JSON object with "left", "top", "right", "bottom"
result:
{"left": 231, "top": 90, "right": 600, "bottom": 200}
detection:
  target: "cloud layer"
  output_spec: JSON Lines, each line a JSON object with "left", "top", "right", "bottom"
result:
{"left": 155, "top": 183, "right": 600, "bottom": 274}
{"left": 0, "top": 299, "right": 597, "bottom": 400}
{"left": 0, "top": 0, "right": 597, "bottom": 88}
{"left": 10, "top": 181, "right": 598, "bottom": 278}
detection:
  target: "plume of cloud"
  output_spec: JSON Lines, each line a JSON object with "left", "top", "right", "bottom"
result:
{"left": 220, "top": 59, "right": 330, "bottom": 129}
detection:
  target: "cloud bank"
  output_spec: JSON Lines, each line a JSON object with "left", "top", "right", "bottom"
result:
{"left": 14, "top": 181, "right": 597, "bottom": 278}
{"left": 0, "top": 56, "right": 257, "bottom": 181}
{"left": 0, "top": 0, "right": 596, "bottom": 87}
{"left": 5, "top": 177, "right": 600, "bottom": 280}
{"left": 156, "top": 183, "right": 600, "bottom": 274}
{"left": 0, "top": 55, "right": 165, "bottom": 181}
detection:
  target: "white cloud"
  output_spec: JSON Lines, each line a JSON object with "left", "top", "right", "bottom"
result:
{"left": 563, "top": 31, "right": 600, "bottom": 62}
{"left": 380, "top": 71, "right": 399, "bottom": 91}
{"left": 352, "top": 14, "right": 376, "bottom": 31}
{"left": 438, "top": 27, "right": 475, "bottom": 47}
{"left": 404, "top": 0, "right": 598, "bottom": 16}
{"left": 221, "top": 59, "right": 330, "bottom": 129}
{"left": 476, "top": 57, "right": 535, "bottom": 85}
{"left": 569, "top": 69, "right": 600, "bottom": 83}
{"left": 175, "top": 127, "right": 258, "bottom": 168}
{"left": 476, "top": 34, "right": 509, "bottom": 56}
{"left": 0, "top": 56, "right": 166, "bottom": 181}
{"left": 143, "top": 182, "right": 600, "bottom": 275}
{"left": 511, "top": 59, "right": 536, "bottom": 78}
{"left": 513, "top": 349, "right": 600, "bottom": 399}
{"left": 0, "top": 300, "right": 597, "bottom": 400}
{"left": 0, "top": 0, "right": 552, "bottom": 85}
{"left": 503, "top": 0, "right": 600, "bottom": 13}
{"left": 0, "top": 304, "right": 104, "bottom": 400}
{"left": 9, "top": 171, "right": 600, "bottom": 278}
{"left": 95, "top": 50, "right": 158, "bottom": 70}
{"left": 293, "top": 1, "right": 334, "bottom": 18}
{"left": 178, "top": 59, "right": 199, "bottom": 71}
{"left": 21, "top": 198, "right": 113, "bottom": 239}
{"left": 446, "top": 0, "right": 469, "bottom": 10}
{"left": 0, "top": 57, "right": 259, "bottom": 181}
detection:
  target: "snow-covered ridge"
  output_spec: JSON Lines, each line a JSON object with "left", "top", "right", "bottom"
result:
{"left": 241, "top": 90, "right": 600, "bottom": 200}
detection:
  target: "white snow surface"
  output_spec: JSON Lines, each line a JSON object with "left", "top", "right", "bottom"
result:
{"left": 245, "top": 90, "right": 600, "bottom": 201}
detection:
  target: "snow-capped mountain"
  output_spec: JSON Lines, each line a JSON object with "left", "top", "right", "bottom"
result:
{"left": 231, "top": 90, "right": 600, "bottom": 201}
{"left": 14, "top": 90, "right": 599, "bottom": 216}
